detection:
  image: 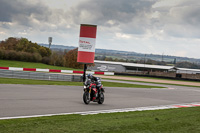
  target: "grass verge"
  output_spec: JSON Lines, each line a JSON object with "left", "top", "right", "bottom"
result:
{"left": 0, "top": 60, "right": 82, "bottom": 70}
{"left": 103, "top": 78, "right": 200, "bottom": 88}
{"left": 0, "top": 107, "right": 200, "bottom": 133}
{"left": 114, "top": 75, "right": 200, "bottom": 83}
{"left": 0, "top": 78, "right": 163, "bottom": 88}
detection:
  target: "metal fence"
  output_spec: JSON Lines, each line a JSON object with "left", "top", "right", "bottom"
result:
{"left": 0, "top": 69, "right": 82, "bottom": 82}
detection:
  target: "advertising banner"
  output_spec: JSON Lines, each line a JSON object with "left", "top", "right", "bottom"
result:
{"left": 77, "top": 24, "right": 97, "bottom": 64}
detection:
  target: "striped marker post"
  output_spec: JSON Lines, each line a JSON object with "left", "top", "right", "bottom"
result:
{"left": 77, "top": 24, "right": 97, "bottom": 64}
{"left": 77, "top": 24, "right": 97, "bottom": 82}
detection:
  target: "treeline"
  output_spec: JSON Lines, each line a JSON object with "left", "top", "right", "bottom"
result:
{"left": 0, "top": 50, "right": 42, "bottom": 62}
{"left": 0, "top": 37, "right": 51, "bottom": 57}
{"left": 0, "top": 37, "right": 84, "bottom": 69}
{"left": 95, "top": 55, "right": 172, "bottom": 65}
{"left": 175, "top": 62, "right": 200, "bottom": 69}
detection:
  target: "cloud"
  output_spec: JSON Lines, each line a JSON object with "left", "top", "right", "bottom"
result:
{"left": 152, "top": 0, "right": 200, "bottom": 38}
{"left": 115, "top": 33, "right": 131, "bottom": 39}
{"left": 0, "top": 0, "right": 78, "bottom": 41}
{"left": 0, "top": 0, "right": 50, "bottom": 25}
{"left": 71, "top": 0, "right": 155, "bottom": 28}
{"left": 70, "top": 0, "right": 200, "bottom": 39}
{"left": 2, "top": 0, "right": 199, "bottom": 38}
{"left": 0, "top": 0, "right": 200, "bottom": 58}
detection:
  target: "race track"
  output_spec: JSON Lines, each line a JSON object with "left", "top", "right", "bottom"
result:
{"left": 0, "top": 81, "right": 200, "bottom": 119}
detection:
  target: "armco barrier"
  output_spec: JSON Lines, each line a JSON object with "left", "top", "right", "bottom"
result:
{"left": 0, "top": 69, "right": 82, "bottom": 82}
{"left": 0, "top": 66, "right": 114, "bottom": 75}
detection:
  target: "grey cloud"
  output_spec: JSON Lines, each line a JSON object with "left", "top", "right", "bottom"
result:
{"left": 0, "top": 0, "right": 72, "bottom": 33}
{"left": 0, "top": 0, "right": 19, "bottom": 22}
{"left": 181, "top": 6, "right": 200, "bottom": 27}
{"left": 162, "top": 5, "right": 200, "bottom": 38}
{"left": 72, "top": 0, "right": 156, "bottom": 26}
{"left": 0, "top": 0, "right": 22, "bottom": 22}
{"left": 69, "top": 0, "right": 200, "bottom": 38}
{"left": 0, "top": 0, "right": 50, "bottom": 26}
{"left": 1, "top": 0, "right": 200, "bottom": 48}
{"left": 146, "top": 0, "right": 200, "bottom": 39}
{"left": 67, "top": 0, "right": 157, "bottom": 36}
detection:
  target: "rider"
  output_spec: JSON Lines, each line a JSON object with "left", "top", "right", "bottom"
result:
{"left": 87, "top": 74, "right": 101, "bottom": 93}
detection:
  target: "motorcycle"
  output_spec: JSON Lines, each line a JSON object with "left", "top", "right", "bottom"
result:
{"left": 83, "top": 77, "right": 105, "bottom": 104}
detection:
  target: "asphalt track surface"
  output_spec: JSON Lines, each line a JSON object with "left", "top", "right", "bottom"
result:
{"left": 0, "top": 81, "right": 200, "bottom": 118}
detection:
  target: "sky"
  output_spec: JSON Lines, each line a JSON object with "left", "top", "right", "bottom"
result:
{"left": 0, "top": 0, "right": 200, "bottom": 58}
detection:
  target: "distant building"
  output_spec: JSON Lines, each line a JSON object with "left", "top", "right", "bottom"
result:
{"left": 88, "top": 60, "right": 200, "bottom": 74}
{"left": 176, "top": 68, "right": 200, "bottom": 74}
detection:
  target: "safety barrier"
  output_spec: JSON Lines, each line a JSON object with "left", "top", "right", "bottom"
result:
{"left": 0, "top": 66, "right": 114, "bottom": 75}
{"left": 0, "top": 69, "right": 82, "bottom": 82}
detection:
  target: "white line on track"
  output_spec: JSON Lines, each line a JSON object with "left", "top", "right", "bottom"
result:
{"left": 0, "top": 102, "right": 200, "bottom": 120}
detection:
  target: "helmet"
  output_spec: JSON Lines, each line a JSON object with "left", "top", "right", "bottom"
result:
{"left": 87, "top": 74, "right": 93, "bottom": 79}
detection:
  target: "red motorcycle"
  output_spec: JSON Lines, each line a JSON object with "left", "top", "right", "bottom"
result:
{"left": 83, "top": 78, "right": 105, "bottom": 104}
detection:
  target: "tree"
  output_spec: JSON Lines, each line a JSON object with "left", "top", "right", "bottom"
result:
{"left": 16, "top": 38, "right": 29, "bottom": 52}
{"left": 39, "top": 47, "right": 47, "bottom": 57}
{"left": 39, "top": 47, "right": 51, "bottom": 57}
{"left": 64, "top": 48, "right": 84, "bottom": 69}
{"left": 0, "top": 37, "right": 51, "bottom": 58}
{"left": 0, "top": 37, "right": 52, "bottom": 64}
{"left": 49, "top": 51, "right": 64, "bottom": 66}
{"left": 173, "top": 58, "right": 177, "bottom": 65}
{"left": 0, "top": 37, "right": 19, "bottom": 50}
{"left": 175, "top": 62, "right": 200, "bottom": 69}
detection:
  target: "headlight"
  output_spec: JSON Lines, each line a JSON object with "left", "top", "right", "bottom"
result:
{"left": 84, "top": 86, "right": 87, "bottom": 89}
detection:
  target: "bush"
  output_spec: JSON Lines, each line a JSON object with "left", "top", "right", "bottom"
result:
{"left": 0, "top": 50, "right": 4, "bottom": 59}
{"left": 48, "top": 51, "right": 65, "bottom": 66}
{"left": 33, "top": 53, "right": 42, "bottom": 62}
{"left": 42, "top": 56, "right": 51, "bottom": 65}
{"left": 64, "top": 48, "right": 84, "bottom": 69}
{"left": 8, "top": 50, "right": 18, "bottom": 60}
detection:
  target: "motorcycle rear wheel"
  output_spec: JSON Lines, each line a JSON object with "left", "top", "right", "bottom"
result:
{"left": 98, "top": 93, "right": 104, "bottom": 104}
{"left": 83, "top": 92, "right": 90, "bottom": 104}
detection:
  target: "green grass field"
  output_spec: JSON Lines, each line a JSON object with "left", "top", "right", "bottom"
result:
{"left": 0, "top": 60, "right": 81, "bottom": 70}
{"left": 0, "top": 77, "right": 163, "bottom": 88}
{"left": 0, "top": 107, "right": 200, "bottom": 133}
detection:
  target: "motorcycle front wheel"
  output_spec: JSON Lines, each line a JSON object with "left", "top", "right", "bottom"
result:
{"left": 83, "top": 92, "right": 90, "bottom": 104}
{"left": 98, "top": 93, "right": 104, "bottom": 104}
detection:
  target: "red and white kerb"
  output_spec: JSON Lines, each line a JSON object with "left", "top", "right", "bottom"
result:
{"left": 77, "top": 24, "right": 97, "bottom": 64}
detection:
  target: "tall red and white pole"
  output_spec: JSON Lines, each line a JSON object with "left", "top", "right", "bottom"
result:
{"left": 77, "top": 24, "right": 97, "bottom": 81}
